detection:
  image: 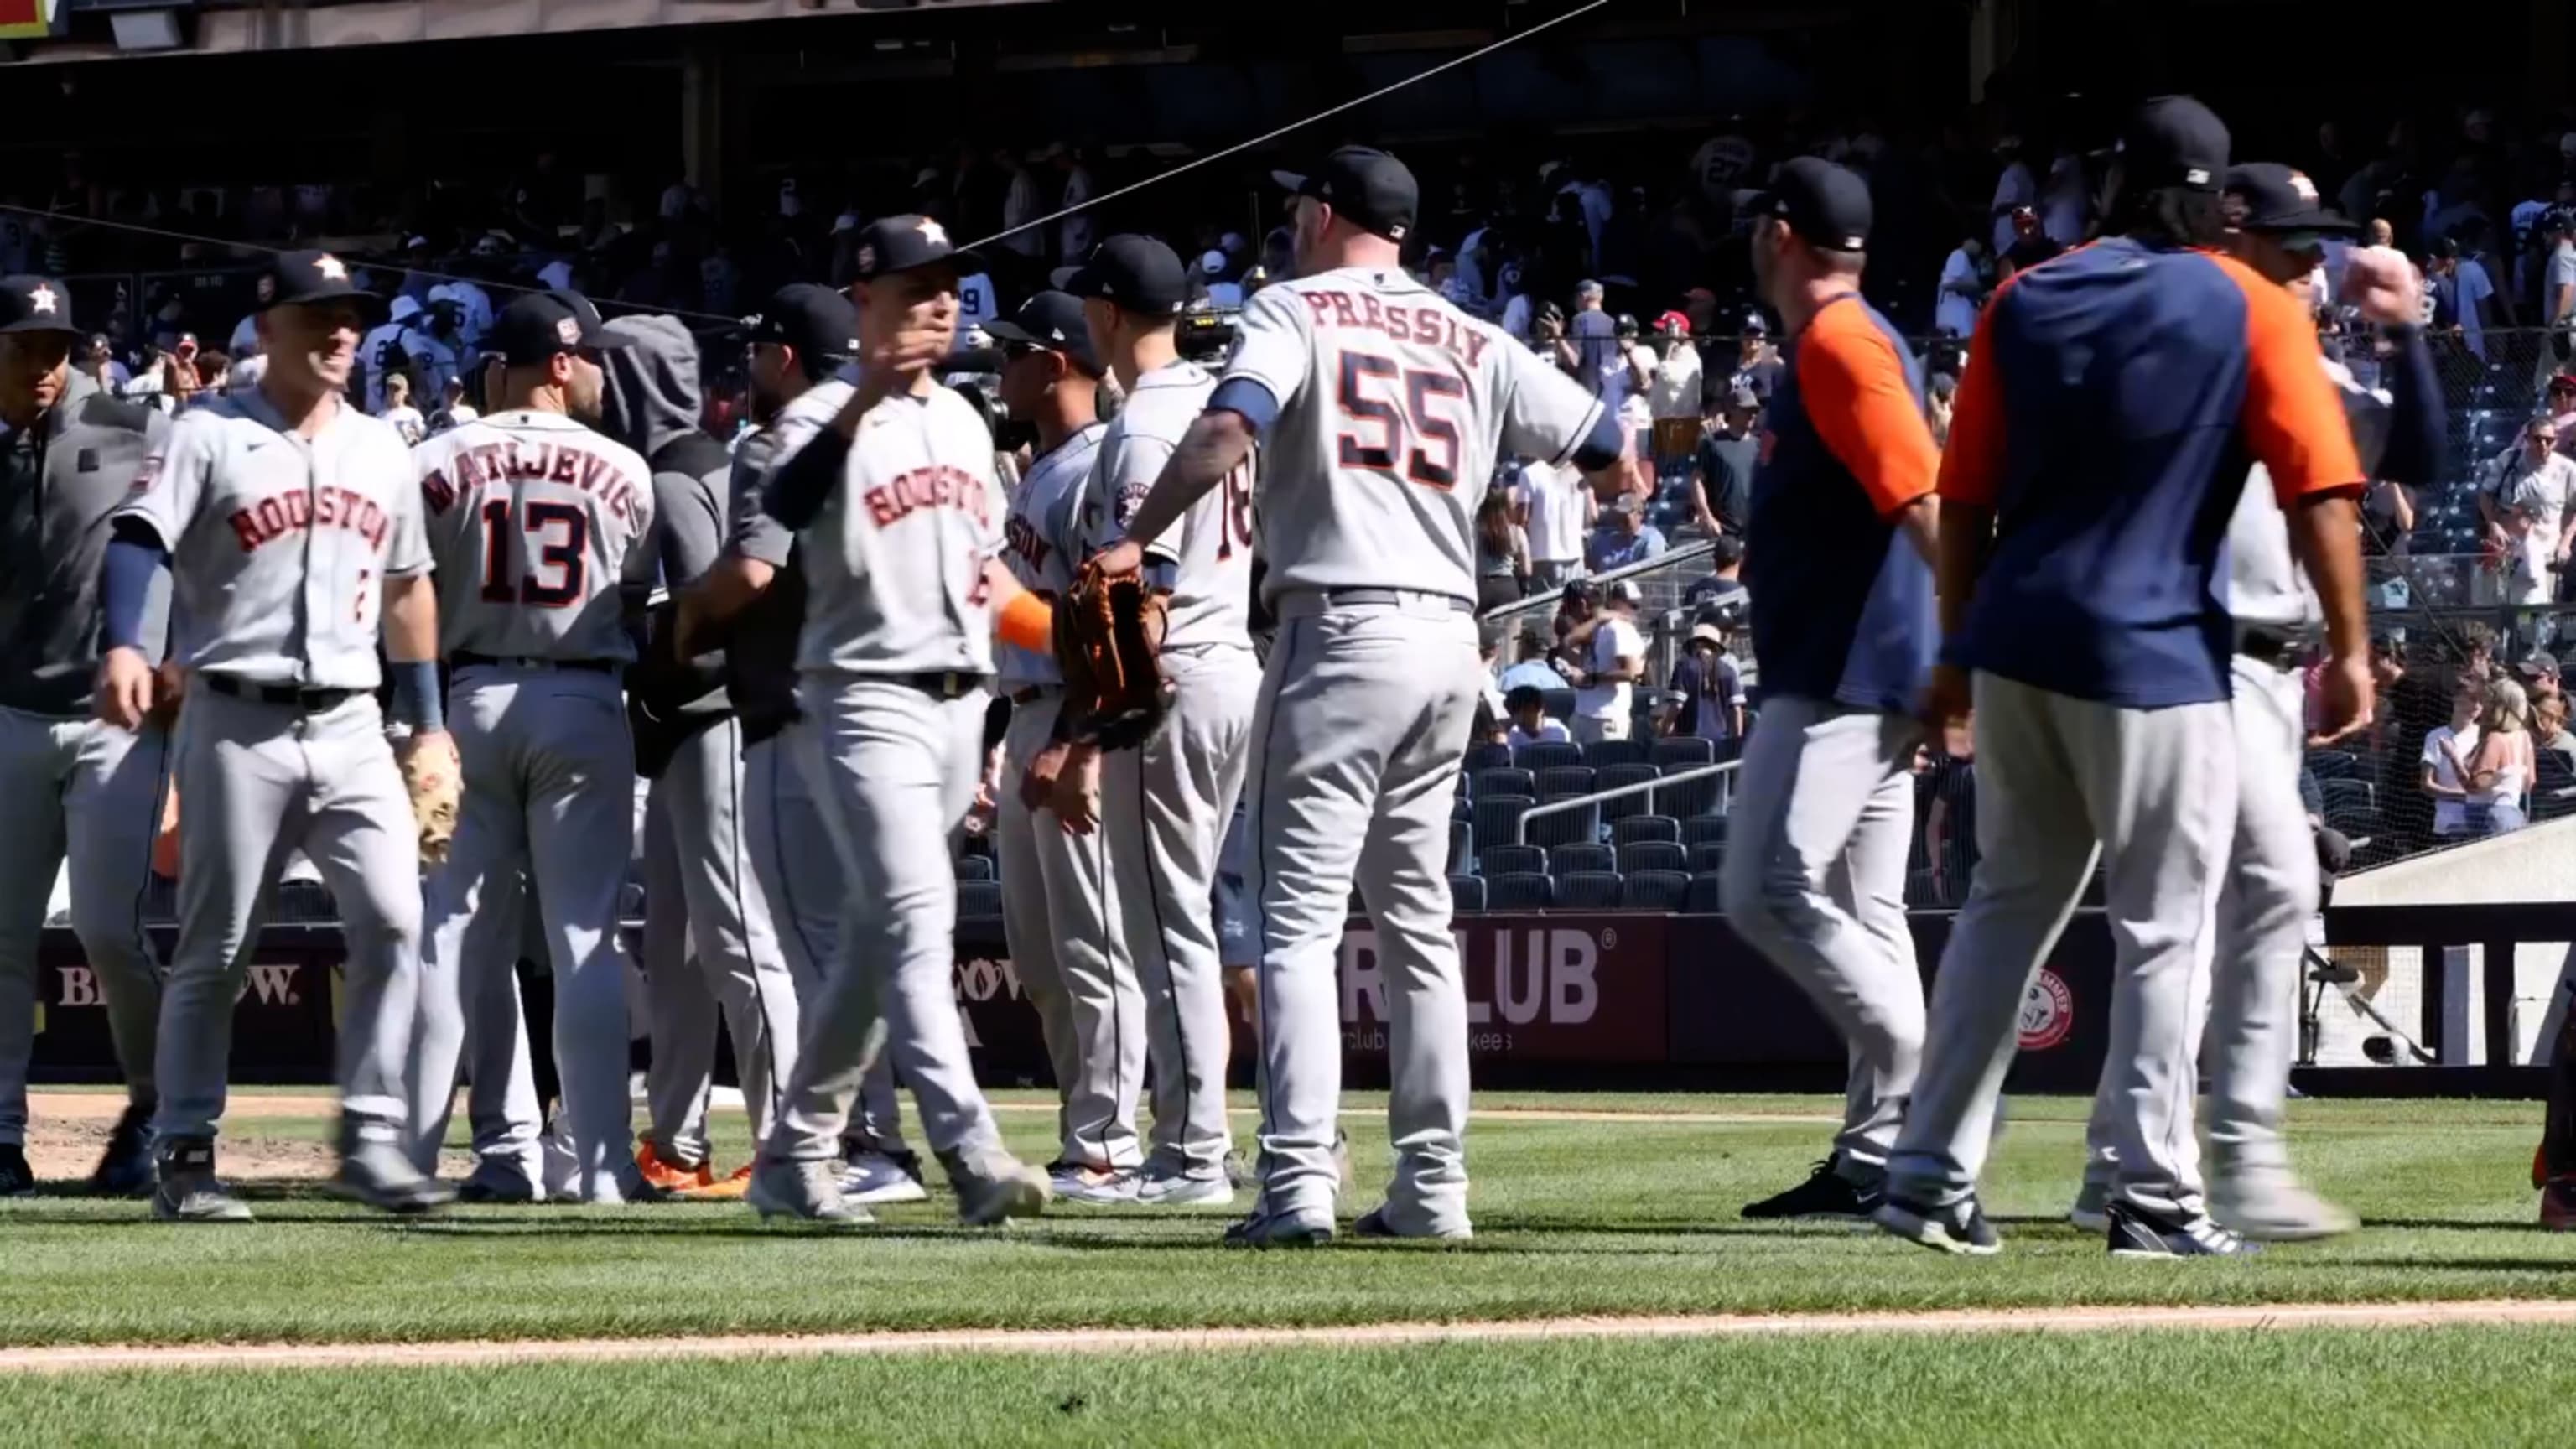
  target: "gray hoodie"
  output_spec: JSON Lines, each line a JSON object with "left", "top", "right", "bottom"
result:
{"left": 602, "top": 313, "right": 737, "bottom": 752}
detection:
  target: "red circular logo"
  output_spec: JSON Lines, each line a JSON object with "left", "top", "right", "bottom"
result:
{"left": 2017, "top": 968, "right": 2075, "bottom": 1051}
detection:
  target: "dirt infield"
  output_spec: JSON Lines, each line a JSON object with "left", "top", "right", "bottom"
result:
{"left": 6, "top": 1300, "right": 2573, "bottom": 1375}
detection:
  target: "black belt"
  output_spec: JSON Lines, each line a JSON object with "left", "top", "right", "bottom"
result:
{"left": 202, "top": 675, "right": 361, "bottom": 712}
{"left": 2235, "top": 623, "right": 2311, "bottom": 670}
{"left": 1322, "top": 588, "right": 1476, "bottom": 614}
{"left": 453, "top": 652, "right": 620, "bottom": 674}
{"left": 895, "top": 670, "right": 989, "bottom": 701}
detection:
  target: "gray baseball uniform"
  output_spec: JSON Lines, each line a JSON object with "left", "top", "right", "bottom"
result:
{"left": 402, "top": 408, "right": 655, "bottom": 1203}
{"left": 602, "top": 315, "right": 805, "bottom": 1176}
{"left": 1218, "top": 267, "right": 1606, "bottom": 1234}
{"left": 724, "top": 381, "right": 907, "bottom": 1161}
{"left": 111, "top": 390, "right": 432, "bottom": 1151}
{"left": 995, "top": 423, "right": 1140, "bottom": 1170}
{"left": 0, "top": 392, "right": 172, "bottom": 1150}
{"left": 757, "top": 380, "right": 1026, "bottom": 1192}
{"left": 1080, "top": 358, "right": 1259, "bottom": 1183}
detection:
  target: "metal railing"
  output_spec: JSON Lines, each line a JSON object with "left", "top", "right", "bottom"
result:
{"left": 1514, "top": 758, "right": 1742, "bottom": 846}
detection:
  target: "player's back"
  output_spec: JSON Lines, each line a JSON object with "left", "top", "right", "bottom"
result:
{"left": 1101, "top": 361, "right": 1253, "bottom": 648}
{"left": 415, "top": 408, "right": 653, "bottom": 662}
{"left": 1233, "top": 267, "right": 1602, "bottom": 606}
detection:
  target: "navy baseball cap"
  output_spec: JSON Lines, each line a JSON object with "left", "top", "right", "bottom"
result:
{"left": 489, "top": 291, "right": 632, "bottom": 366}
{"left": 1273, "top": 147, "right": 1418, "bottom": 243}
{"left": 1052, "top": 235, "right": 1190, "bottom": 318}
{"left": 2118, "top": 95, "right": 2229, "bottom": 193}
{"left": 849, "top": 213, "right": 973, "bottom": 282}
{"left": 985, "top": 290, "right": 1103, "bottom": 372}
{"left": 259, "top": 249, "right": 381, "bottom": 316}
{"left": 1753, "top": 158, "right": 1872, "bottom": 253}
{"left": 2224, "top": 163, "right": 2359, "bottom": 237}
{"left": 745, "top": 283, "right": 860, "bottom": 365}
{"left": 0, "top": 274, "right": 75, "bottom": 335}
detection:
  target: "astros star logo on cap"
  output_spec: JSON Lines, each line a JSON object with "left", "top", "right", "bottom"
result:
{"left": 27, "top": 283, "right": 55, "bottom": 314}
{"left": 917, "top": 217, "right": 948, "bottom": 247}
{"left": 314, "top": 254, "right": 347, "bottom": 281}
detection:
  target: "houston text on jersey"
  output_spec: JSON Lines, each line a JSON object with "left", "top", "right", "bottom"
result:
{"left": 227, "top": 485, "right": 391, "bottom": 553}
{"left": 865, "top": 465, "right": 992, "bottom": 531}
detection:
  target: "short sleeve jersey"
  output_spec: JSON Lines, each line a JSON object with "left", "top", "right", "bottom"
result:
{"left": 110, "top": 390, "right": 429, "bottom": 690}
{"left": 788, "top": 386, "right": 1004, "bottom": 678}
{"left": 996, "top": 422, "right": 1105, "bottom": 688}
{"left": 1218, "top": 267, "right": 1604, "bottom": 605}
{"left": 1078, "top": 360, "right": 1254, "bottom": 652}
{"left": 413, "top": 410, "right": 655, "bottom": 662}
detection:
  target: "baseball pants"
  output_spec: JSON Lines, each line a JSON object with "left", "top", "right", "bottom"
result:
{"left": 641, "top": 718, "right": 800, "bottom": 1166}
{"left": 1888, "top": 673, "right": 2233, "bottom": 1219}
{"left": 0, "top": 709, "right": 169, "bottom": 1147}
{"left": 408, "top": 666, "right": 638, "bottom": 1203}
{"left": 2078, "top": 652, "right": 2318, "bottom": 1192}
{"left": 1248, "top": 595, "right": 1483, "bottom": 1235}
{"left": 1719, "top": 696, "right": 1923, "bottom": 1180}
{"left": 1104, "top": 644, "right": 1257, "bottom": 1180}
{"left": 768, "top": 680, "right": 1004, "bottom": 1166}
{"left": 741, "top": 732, "right": 906, "bottom": 1155}
{"left": 996, "top": 688, "right": 1140, "bottom": 1169}
{"left": 404, "top": 867, "right": 549, "bottom": 1187}
{"left": 156, "top": 683, "right": 423, "bottom": 1145}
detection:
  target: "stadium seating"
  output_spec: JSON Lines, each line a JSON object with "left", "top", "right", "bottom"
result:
{"left": 2305, "top": 749, "right": 2360, "bottom": 781}
{"left": 1448, "top": 874, "right": 1486, "bottom": 914}
{"left": 1620, "top": 870, "right": 1691, "bottom": 911}
{"left": 1613, "top": 814, "right": 1681, "bottom": 848}
{"left": 1485, "top": 871, "right": 1554, "bottom": 910}
{"left": 1528, "top": 792, "right": 1600, "bottom": 849}
{"left": 958, "top": 880, "right": 1003, "bottom": 922}
{"left": 1690, "top": 841, "right": 1729, "bottom": 875}
{"left": 1550, "top": 842, "right": 1616, "bottom": 875}
{"left": 1553, "top": 870, "right": 1624, "bottom": 910}
{"left": 1653, "top": 736, "right": 1717, "bottom": 770}
{"left": 1514, "top": 740, "right": 1584, "bottom": 771}
{"left": 1476, "top": 766, "right": 1537, "bottom": 801}
{"left": 1683, "top": 814, "right": 1730, "bottom": 849}
{"left": 2540, "top": 752, "right": 2576, "bottom": 821}
{"left": 1596, "top": 762, "right": 1665, "bottom": 823}
{"left": 1536, "top": 765, "right": 1598, "bottom": 798}
{"left": 1472, "top": 793, "right": 1535, "bottom": 853}
{"left": 1687, "top": 871, "right": 1725, "bottom": 913}
{"left": 2321, "top": 779, "right": 2377, "bottom": 835}
{"left": 1465, "top": 741, "right": 1514, "bottom": 772}
{"left": 1584, "top": 739, "right": 1649, "bottom": 769}
{"left": 955, "top": 856, "right": 995, "bottom": 881}
{"left": 1540, "top": 688, "right": 1577, "bottom": 721}
{"left": 1448, "top": 821, "right": 1474, "bottom": 876}
{"left": 1619, "top": 841, "right": 1687, "bottom": 875}
{"left": 1479, "top": 844, "right": 1547, "bottom": 876}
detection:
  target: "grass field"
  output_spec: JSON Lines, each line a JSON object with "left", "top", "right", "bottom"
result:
{"left": 4, "top": 1089, "right": 2570, "bottom": 1446}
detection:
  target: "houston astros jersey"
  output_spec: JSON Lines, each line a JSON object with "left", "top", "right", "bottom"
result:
{"left": 1080, "top": 360, "right": 1254, "bottom": 651}
{"left": 111, "top": 390, "right": 427, "bottom": 691}
{"left": 998, "top": 422, "right": 1105, "bottom": 688}
{"left": 1220, "top": 267, "right": 1604, "bottom": 605}
{"left": 787, "top": 386, "right": 1005, "bottom": 678}
{"left": 412, "top": 410, "right": 653, "bottom": 662}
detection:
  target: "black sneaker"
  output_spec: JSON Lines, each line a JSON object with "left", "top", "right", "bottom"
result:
{"left": 0, "top": 1143, "right": 32, "bottom": 1197}
{"left": 1873, "top": 1192, "right": 2002, "bottom": 1256}
{"left": 87, "top": 1102, "right": 155, "bottom": 1197}
{"left": 1741, "top": 1159, "right": 1883, "bottom": 1220}
{"left": 2106, "top": 1200, "right": 2261, "bottom": 1258}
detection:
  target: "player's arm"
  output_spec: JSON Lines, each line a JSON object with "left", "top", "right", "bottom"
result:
{"left": 96, "top": 412, "right": 215, "bottom": 728}
{"left": 1800, "top": 313, "right": 1940, "bottom": 564}
{"left": 679, "top": 444, "right": 793, "bottom": 656}
{"left": 761, "top": 370, "right": 906, "bottom": 532}
{"left": 380, "top": 442, "right": 448, "bottom": 738}
{"left": 1103, "top": 288, "right": 1309, "bottom": 565}
{"left": 1499, "top": 339, "right": 1636, "bottom": 503}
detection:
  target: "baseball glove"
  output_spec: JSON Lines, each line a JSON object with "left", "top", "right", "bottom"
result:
{"left": 400, "top": 735, "right": 461, "bottom": 865}
{"left": 1056, "top": 557, "right": 1172, "bottom": 750}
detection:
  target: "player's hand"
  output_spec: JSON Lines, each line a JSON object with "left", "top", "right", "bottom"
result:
{"left": 1020, "top": 740, "right": 1070, "bottom": 810}
{"left": 1091, "top": 539, "right": 1146, "bottom": 579}
{"left": 1916, "top": 663, "right": 1973, "bottom": 740}
{"left": 2341, "top": 247, "right": 2422, "bottom": 329}
{"left": 2313, "top": 652, "right": 2375, "bottom": 745}
{"left": 1052, "top": 744, "right": 1101, "bottom": 836}
{"left": 148, "top": 660, "right": 186, "bottom": 727}
{"left": 399, "top": 726, "right": 458, "bottom": 771}
{"left": 95, "top": 647, "right": 156, "bottom": 730}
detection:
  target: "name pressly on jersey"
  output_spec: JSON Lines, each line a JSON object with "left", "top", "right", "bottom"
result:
{"left": 421, "top": 436, "right": 647, "bottom": 529}
{"left": 1291, "top": 290, "right": 1493, "bottom": 366}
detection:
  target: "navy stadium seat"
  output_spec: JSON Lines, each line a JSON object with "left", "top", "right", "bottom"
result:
{"left": 1583, "top": 738, "right": 1649, "bottom": 769}
{"left": 1613, "top": 814, "right": 1681, "bottom": 848}
{"left": 1553, "top": 870, "right": 1624, "bottom": 910}
{"left": 1684, "top": 814, "right": 1730, "bottom": 849}
{"left": 1479, "top": 844, "right": 1547, "bottom": 876}
{"left": 1653, "top": 736, "right": 1717, "bottom": 770}
{"left": 1690, "top": 842, "right": 1729, "bottom": 875}
{"left": 1540, "top": 688, "right": 1578, "bottom": 722}
{"left": 1596, "top": 762, "right": 1664, "bottom": 823}
{"left": 1472, "top": 794, "right": 1534, "bottom": 853}
{"left": 1447, "top": 874, "right": 1487, "bottom": 914}
{"left": 954, "top": 855, "right": 995, "bottom": 881}
{"left": 1475, "top": 766, "right": 1536, "bottom": 801}
{"left": 1527, "top": 792, "right": 1599, "bottom": 849}
{"left": 1484, "top": 871, "right": 1554, "bottom": 911}
{"left": 956, "top": 880, "right": 1003, "bottom": 922}
{"left": 1448, "top": 821, "right": 1474, "bottom": 876}
{"left": 1535, "top": 765, "right": 1597, "bottom": 797}
{"left": 1465, "top": 741, "right": 1514, "bottom": 772}
{"left": 1687, "top": 872, "right": 1725, "bottom": 913}
{"left": 1514, "top": 740, "right": 1584, "bottom": 771}
{"left": 1619, "top": 870, "right": 1691, "bottom": 911}
{"left": 1619, "top": 841, "right": 1687, "bottom": 875}
{"left": 1550, "top": 842, "right": 1615, "bottom": 875}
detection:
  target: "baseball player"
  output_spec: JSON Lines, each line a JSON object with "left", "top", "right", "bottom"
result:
{"left": 602, "top": 310, "right": 808, "bottom": 1200}
{"left": 1886, "top": 99, "right": 2370, "bottom": 1258}
{"left": 677, "top": 283, "right": 924, "bottom": 1206}
{"left": 1719, "top": 160, "right": 1941, "bottom": 1223}
{"left": 97, "top": 250, "right": 453, "bottom": 1221}
{"left": 402, "top": 290, "right": 657, "bottom": 1205}
{"left": 982, "top": 289, "right": 1137, "bottom": 1197}
{"left": 0, "top": 274, "right": 171, "bottom": 1197}
{"left": 2058, "top": 165, "right": 2442, "bottom": 1242}
{"left": 740, "top": 215, "right": 1057, "bottom": 1225}
{"left": 1089, "top": 149, "right": 1633, "bottom": 1244}
{"left": 1059, "top": 236, "right": 1259, "bottom": 1207}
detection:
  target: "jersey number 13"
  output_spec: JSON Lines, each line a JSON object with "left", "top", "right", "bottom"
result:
{"left": 480, "top": 499, "right": 589, "bottom": 608}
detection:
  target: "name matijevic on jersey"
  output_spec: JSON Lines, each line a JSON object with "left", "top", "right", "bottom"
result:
{"left": 1295, "top": 289, "right": 1493, "bottom": 366}
{"left": 418, "top": 438, "right": 647, "bottom": 527}
{"left": 227, "top": 485, "right": 392, "bottom": 553}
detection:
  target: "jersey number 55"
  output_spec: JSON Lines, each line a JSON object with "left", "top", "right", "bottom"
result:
{"left": 1335, "top": 350, "right": 1467, "bottom": 491}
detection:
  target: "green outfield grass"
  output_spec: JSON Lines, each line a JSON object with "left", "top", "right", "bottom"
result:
{"left": 0, "top": 1093, "right": 2565, "bottom": 1352}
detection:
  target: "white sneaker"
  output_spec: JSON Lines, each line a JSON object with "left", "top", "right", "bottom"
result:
{"left": 1136, "top": 1171, "right": 1235, "bottom": 1208}
{"left": 2210, "top": 1171, "right": 2357, "bottom": 1241}
{"left": 1050, "top": 1163, "right": 1141, "bottom": 1204}
{"left": 839, "top": 1151, "right": 929, "bottom": 1205}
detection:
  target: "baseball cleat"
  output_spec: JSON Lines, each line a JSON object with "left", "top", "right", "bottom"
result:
{"left": 746, "top": 1157, "right": 874, "bottom": 1227}
{"left": 86, "top": 1102, "right": 156, "bottom": 1197}
{"left": 1136, "top": 1171, "right": 1236, "bottom": 1208}
{"left": 1873, "top": 1193, "right": 2002, "bottom": 1256}
{"left": 2542, "top": 1178, "right": 2576, "bottom": 1231}
{"left": 151, "top": 1139, "right": 253, "bottom": 1223}
{"left": 839, "top": 1151, "right": 930, "bottom": 1205}
{"left": 2210, "top": 1175, "right": 2355, "bottom": 1242}
{"left": 2067, "top": 1178, "right": 2111, "bottom": 1234}
{"left": 454, "top": 1161, "right": 544, "bottom": 1204}
{"left": 675, "top": 1165, "right": 753, "bottom": 1201}
{"left": 2106, "top": 1201, "right": 2261, "bottom": 1258}
{"left": 0, "top": 1143, "right": 32, "bottom": 1197}
{"left": 1223, "top": 1205, "right": 1336, "bottom": 1249}
{"left": 1351, "top": 1206, "right": 1472, "bottom": 1241}
{"left": 1223, "top": 1149, "right": 1252, "bottom": 1191}
{"left": 950, "top": 1152, "right": 1051, "bottom": 1227}
{"left": 1740, "top": 1158, "right": 1883, "bottom": 1221}
{"left": 329, "top": 1123, "right": 454, "bottom": 1216}
{"left": 1050, "top": 1162, "right": 1141, "bottom": 1205}
{"left": 635, "top": 1141, "right": 716, "bottom": 1197}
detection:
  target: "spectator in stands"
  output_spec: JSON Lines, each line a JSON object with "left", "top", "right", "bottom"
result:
{"left": 2542, "top": 208, "right": 2576, "bottom": 389}
{"left": 1566, "top": 579, "right": 1647, "bottom": 744}
{"left": 2501, "top": 413, "right": 2576, "bottom": 605}
{"left": 428, "top": 373, "right": 478, "bottom": 435}
{"left": 381, "top": 373, "right": 425, "bottom": 445}
{"left": 1935, "top": 231, "right": 1987, "bottom": 338}
{"left": 2516, "top": 652, "right": 2562, "bottom": 717}
{"left": 2427, "top": 236, "right": 2499, "bottom": 365}
{"left": 1503, "top": 685, "right": 1571, "bottom": 750}
{"left": 1667, "top": 621, "right": 1747, "bottom": 750}
{"left": 1511, "top": 453, "right": 1593, "bottom": 589}
{"left": 2420, "top": 674, "right": 2486, "bottom": 839}
{"left": 1589, "top": 494, "right": 1667, "bottom": 572}
{"left": 1560, "top": 279, "right": 1618, "bottom": 389}
{"left": 2360, "top": 475, "right": 2415, "bottom": 564}
{"left": 1988, "top": 134, "right": 2037, "bottom": 253}
{"left": 1645, "top": 312, "right": 1702, "bottom": 470}
{"left": 2535, "top": 693, "right": 2576, "bottom": 781}
{"left": 1727, "top": 313, "right": 1783, "bottom": 403}
{"left": 1683, "top": 534, "right": 1748, "bottom": 621}
{"left": 1996, "top": 205, "right": 2064, "bottom": 283}
{"left": 1474, "top": 487, "right": 1533, "bottom": 612}
{"left": 1688, "top": 386, "right": 1759, "bottom": 538}
{"left": 2470, "top": 676, "right": 2536, "bottom": 835}
{"left": 1047, "top": 142, "right": 1096, "bottom": 262}
{"left": 1497, "top": 627, "right": 1567, "bottom": 694}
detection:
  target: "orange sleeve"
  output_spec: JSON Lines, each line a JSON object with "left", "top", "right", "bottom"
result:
{"left": 1795, "top": 305, "right": 1940, "bottom": 518}
{"left": 995, "top": 589, "right": 1052, "bottom": 653}
{"left": 1934, "top": 293, "right": 2007, "bottom": 507}
{"left": 2220, "top": 255, "right": 2364, "bottom": 506}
